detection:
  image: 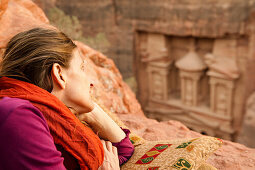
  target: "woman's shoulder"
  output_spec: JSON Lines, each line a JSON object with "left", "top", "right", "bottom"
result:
{"left": 0, "top": 96, "right": 50, "bottom": 136}
{"left": 0, "top": 97, "right": 65, "bottom": 169}
{"left": 0, "top": 96, "right": 38, "bottom": 110}
{"left": 0, "top": 97, "right": 46, "bottom": 125}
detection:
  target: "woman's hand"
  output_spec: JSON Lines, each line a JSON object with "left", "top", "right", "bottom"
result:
{"left": 98, "top": 140, "right": 120, "bottom": 170}
{"left": 77, "top": 102, "right": 126, "bottom": 143}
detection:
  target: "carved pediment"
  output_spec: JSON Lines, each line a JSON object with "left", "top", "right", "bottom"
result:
{"left": 205, "top": 53, "right": 239, "bottom": 80}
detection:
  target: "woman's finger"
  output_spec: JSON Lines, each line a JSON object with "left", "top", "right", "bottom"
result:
{"left": 105, "top": 141, "right": 112, "bottom": 151}
{"left": 101, "top": 140, "right": 107, "bottom": 149}
{"left": 112, "top": 146, "right": 118, "bottom": 156}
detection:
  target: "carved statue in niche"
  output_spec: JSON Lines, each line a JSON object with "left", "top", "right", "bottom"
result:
{"left": 152, "top": 72, "right": 164, "bottom": 100}
{"left": 185, "top": 78, "right": 193, "bottom": 106}
{"left": 216, "top": 84, "right": 228, "bottom": 115}
{"left": 175, "top": 38, "right": 207, "bottom": 106}
{"left": 140, "top": 46, "right": 148, "bottom": 59}
{"left": 138, "top": 32, "right": 149, "bottom": 60}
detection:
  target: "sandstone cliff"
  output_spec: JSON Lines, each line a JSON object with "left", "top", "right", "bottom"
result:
{"left": 1, "top": 0, "right": 255, "bottom": 169}
{"left": 38, "top": 0, "right": 255, "bottom": 79}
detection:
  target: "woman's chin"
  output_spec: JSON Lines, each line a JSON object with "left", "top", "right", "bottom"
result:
{"left": 87, "top": 102, "right": 95, "bottom": 112}
{"left": 78, "top": 102, "right": 95, "bottom": 114}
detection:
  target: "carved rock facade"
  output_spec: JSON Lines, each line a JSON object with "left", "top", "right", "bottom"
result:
{"left": 135, "top": 31, "right": 254, "bottom": 141}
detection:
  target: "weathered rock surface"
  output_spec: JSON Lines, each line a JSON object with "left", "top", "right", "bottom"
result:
{"left": 40, "top": 0, "right": 255, "bottom": 78}
{"left": 1, "top": 0, "right": 255, "bottom": 169}
{"left": 0, "top": 0, "right": 50, "bottom": 48}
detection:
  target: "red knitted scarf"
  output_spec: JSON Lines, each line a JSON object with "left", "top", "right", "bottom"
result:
{"left": 0, "top": 77, "right": 104, "bottom": 170}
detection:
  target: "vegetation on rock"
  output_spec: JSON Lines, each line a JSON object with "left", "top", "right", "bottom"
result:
{"left": 46, "top": 7, "right": 110, "bottom": 53}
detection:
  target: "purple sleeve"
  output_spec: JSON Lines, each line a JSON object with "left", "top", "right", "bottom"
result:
{"left": 112, "top": 128, "right": 134, "bottom": 165}
{"left": 0, "top": 98, "right": 65, "bottom": 170}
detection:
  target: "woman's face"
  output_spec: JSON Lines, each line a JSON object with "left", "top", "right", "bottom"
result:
{"left": 62, "top": 48, "right": 94, "bottom": 113}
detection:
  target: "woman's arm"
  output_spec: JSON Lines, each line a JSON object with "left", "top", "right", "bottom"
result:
{"left": 77, "top": 102, "right": 126, "bottom": 143}
{"left": 78, "top": 102, "right": 134, "bottom": 165}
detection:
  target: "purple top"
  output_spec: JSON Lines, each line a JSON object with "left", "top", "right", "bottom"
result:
{"left": 112, "top": 128, "right": 134, "bottom": 165}
{"left": 0, "top": 97, "right": 134, "bottom": 169}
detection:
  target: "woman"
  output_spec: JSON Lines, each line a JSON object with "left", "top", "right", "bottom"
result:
{"left": 0, "top": 28, "right": 134, "bottom": 170}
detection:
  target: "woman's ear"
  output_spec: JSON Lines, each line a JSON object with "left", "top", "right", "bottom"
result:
{"left": 51, "top": 63, "right": 67, "bottom": 89}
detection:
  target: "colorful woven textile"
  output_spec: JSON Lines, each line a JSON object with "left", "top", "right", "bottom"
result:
{"left": 121, "top": 136, "right": 222, "bottom": 170}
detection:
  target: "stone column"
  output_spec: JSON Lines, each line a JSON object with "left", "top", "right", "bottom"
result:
{"left": 209, "top": 76, "right": 235, "bottom": 117}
